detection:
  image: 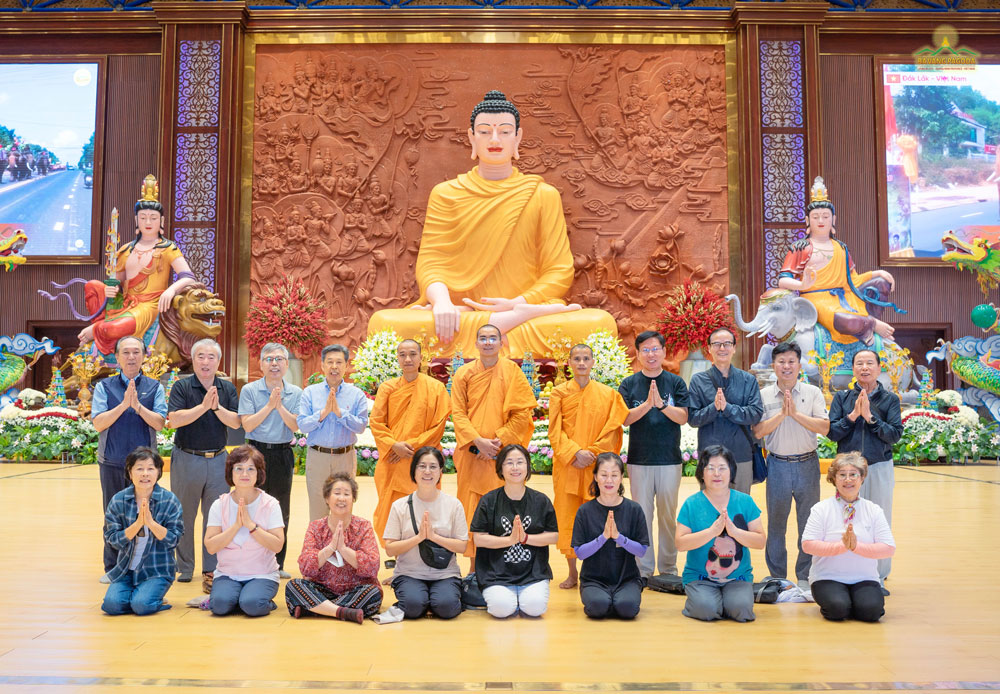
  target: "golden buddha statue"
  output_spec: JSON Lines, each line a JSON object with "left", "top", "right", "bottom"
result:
{"left": 367, "top": 90, "right": 616, "bottom": 356}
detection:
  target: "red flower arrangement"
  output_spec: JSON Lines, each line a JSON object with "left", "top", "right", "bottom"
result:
{"left": 655, "top": 279, "right": 737, "bottom": 356}
{"left": 245, "top": 277, "right": 328, "bottom": 359}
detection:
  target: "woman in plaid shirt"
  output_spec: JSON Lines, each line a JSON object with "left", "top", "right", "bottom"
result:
{"left": 102, "top": 447, "right": 184, "bottom": 615}
{"left": 285, "top": 472, "right": 383, "bottom": 623}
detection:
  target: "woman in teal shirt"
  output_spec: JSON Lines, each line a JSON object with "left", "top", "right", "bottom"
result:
{"left": 675, "top": 445, "right": 765, "bottom": 622}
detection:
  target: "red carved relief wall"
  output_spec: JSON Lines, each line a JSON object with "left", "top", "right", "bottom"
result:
{"left": 250, "top": 43, "right": 730, "bottom": 367}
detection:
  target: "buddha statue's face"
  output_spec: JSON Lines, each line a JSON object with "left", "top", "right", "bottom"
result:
{"left": 135, "top": 209, "right": 163, "bottom": 239}
{"left": 807, "top": 208, "right": 835, "bottom": 238}
{"left": 469, "top": 112, "right": 522, "bottom": 166}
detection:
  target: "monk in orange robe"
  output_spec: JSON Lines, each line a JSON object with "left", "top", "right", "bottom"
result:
{"left": 367, "top": 90, "right": 616, "bottom": 357}
{"left": 451, "top": 324, "right": 537, "bottom": 559}
{"left": 548, "top": 344, "right": 628, "bottom": 589}
{"left": 370, "top": 339, "right": 451, "bottom": 550}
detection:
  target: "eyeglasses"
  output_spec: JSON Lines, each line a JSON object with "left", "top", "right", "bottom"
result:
{"left": 705, "top": 466, "right": 730, "bottom": 474}
{"left": 415, "top": 463, "right": 441, "bottom": 472}
{"left": 262, "top": 356, "right": 287, "bottom": 364}
{"left": 502, "top": 459, "right": 528, "bottom": 467}
{"left": 477, "top": 336, "right": 500, "bottom": 344}
{"left": 233, "top": 465, "right": 257, "bottom": 474}
{"left": 709, "top": 341, "right": 735, "bottom": 349}
{"left": 836, "top": 472, "right": 861, "bottom": 480}
{"left": 640, "top": 347, "right": 663, "bottom": 355}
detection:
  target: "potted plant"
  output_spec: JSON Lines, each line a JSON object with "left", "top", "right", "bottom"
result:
{"left": 244, "top": 277, "right": 327, "bottom": 386}
{"left": 655, "top": 279, "right": 736, "bottom": 383}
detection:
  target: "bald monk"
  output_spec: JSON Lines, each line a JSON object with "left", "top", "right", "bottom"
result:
{"left": 370, "top": 339, "right": 451, "bottom": 550}
{"left": 451, "top": 324, "right": 537, "bottom": 562}
{"left": 548, "top": 344, "right": 629, "bottom": 589}
{"left": 367, "top": 90, "right": 616, "bottom": 357}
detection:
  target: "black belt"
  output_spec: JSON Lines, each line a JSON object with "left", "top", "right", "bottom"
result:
{"left": 177, "top": 446, "right": 227, "bottom": 458}
{"left": 769, "top": 451, "right": 819, "bottom": 463}
{"left": 248, "top": 440, "right": 292, "bottom": 451}
{"left": 310, "top": 444, "right": 354, "bottom": 455}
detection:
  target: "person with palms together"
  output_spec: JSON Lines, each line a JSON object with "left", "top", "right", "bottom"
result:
{"left": 571, "top": 453, "right": 649, "bottom": 619}
{"left": 285, "top": 473, "right": 382, "bottom": 623}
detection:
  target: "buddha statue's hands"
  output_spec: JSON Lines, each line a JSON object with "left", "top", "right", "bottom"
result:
{"left": 462, "top": 296, "right": 525, "bottom": 312}
{"left": 417, "top": 282, "right": 471, "bottom": 343}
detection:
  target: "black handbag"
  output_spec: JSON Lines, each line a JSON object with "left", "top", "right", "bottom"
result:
{"left": 407, "top": 494, "right": 454, "bottom": 570}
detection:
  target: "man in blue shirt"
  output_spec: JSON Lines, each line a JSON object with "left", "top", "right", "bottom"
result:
{"left": 92, "top": 336, "right": 167, "bottom": 582}
{"left": 239, "top": 342, "right": 302, "bottom": 576}
{"left": 297, "top": 344, "right": 369, "bottom": 520}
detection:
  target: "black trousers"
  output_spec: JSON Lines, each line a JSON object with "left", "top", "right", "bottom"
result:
{"left": 391, "top": 575, "right": 463, "bottom": 620}
{"left": 580, "top": 580, "right": 642, "bottom": 620}
{"left": 250, "top": 444, "right": 294, "bottom": 570}
{"left": 100, "top": 463, "right": 131, "bottom": 573}
{"left": 811, "top": 580, "right": 885, "bottom": 622}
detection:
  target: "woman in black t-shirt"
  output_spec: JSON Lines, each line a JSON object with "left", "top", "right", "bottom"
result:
{"left": 571, "top": 453, "right": 650, "bottom": 619}
{"left": 470, "top": 444, "right": 559, "bottom": 618}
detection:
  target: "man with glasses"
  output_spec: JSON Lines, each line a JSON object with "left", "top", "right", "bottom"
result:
{"left": 827, "top": 349, "right": 902, "bottom": 589}
{"left": 370, "top": 339, "right": 451, "bottom": 547}
{"left": 753, "top": 342, "right": 828, "bottom": 589}
{"left": 689, "top": 327, "right": 763, "bottom": 493}
{"left": 451, "top": 324, "right": 536, "bottom": 565}
{"left": 617, "top": 330, "right": 689, "bottom": 579}
{"left": 238, "top": 343, "right": 303, "bottom": 578}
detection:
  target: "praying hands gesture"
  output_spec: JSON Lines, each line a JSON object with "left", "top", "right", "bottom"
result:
{"left": 850, "top": 390, "right": 873, "bottom": 423}
{"left": 842, "top": 523, "right": 858, "bottom": 552}
{"left": 201, "top": 386, "right": 219, "bottom": 412}
{"left": 648, "top": 380, "right": 664, "bottom": 409}
{"left": 418, "top": 510, "right": 433, "bottom": 542}
{"left": 236, "top": 498, "right": 256, "bottom": 531}
{"left": 509, "top": 514, "right": 527, "bottom": 547}
{"left": 710, "top": 511, "right": 728, "bottom": 538}
{"left": 715, "top": 388, "right": 727, "bottom": 412}
{"left": 782, "top": 389, "right": 797, "bottom": 417}
{"left": 123, "top": 380, "right": 140, "bottom": 412}
{"left": 602, "top": 510, "right": 619, "bottom": 541}
{"left": 320, "top": 389, "right": 341, "bottom": 420}
{"left": 128, "top": 497, "right": 166, "bottom": 540}
{"left": 267, "top": 385, "right": 282, "bottom": 410}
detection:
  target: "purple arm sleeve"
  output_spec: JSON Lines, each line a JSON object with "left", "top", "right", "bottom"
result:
{"left": 572, "top": 534, "right": 607, "bottom": 560}
{"left": 615, "top": 533, "right": 648, "bottom": 558}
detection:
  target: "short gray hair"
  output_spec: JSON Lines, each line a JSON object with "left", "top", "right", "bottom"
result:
{"left": 191, "top": 338, "right": 222, "bottom": 360}
{"left": 321, "top": 344, "right": 349, "bottom": 362}
{"left": 260, "top": 343, "right": 290, "bottom": 360}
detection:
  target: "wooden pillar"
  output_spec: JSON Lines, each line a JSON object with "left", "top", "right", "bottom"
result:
{"left": 154, "top": 1, "right": 247, "bottom": 376}
{"left": 733, "top": 2, "right": 826, "bottom": 361}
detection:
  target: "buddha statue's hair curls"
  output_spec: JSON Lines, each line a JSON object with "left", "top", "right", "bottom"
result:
{"left": 470, "top": 90, "right": 520, "bottom": 131}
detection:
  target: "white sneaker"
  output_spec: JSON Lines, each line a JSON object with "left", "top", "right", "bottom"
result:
{"left": 99, "top": 573, "right": 111, "bottom": 584}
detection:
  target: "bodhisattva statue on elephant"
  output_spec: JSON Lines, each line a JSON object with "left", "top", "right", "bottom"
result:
{"left": 727, "top": 176, "right": 912, "bottom": 393}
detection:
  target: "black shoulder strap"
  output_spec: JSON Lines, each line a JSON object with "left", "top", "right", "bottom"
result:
{"left": 407, "top": 493, "right": 419, "bottom": 534}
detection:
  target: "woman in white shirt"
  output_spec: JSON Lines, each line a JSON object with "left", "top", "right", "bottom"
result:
{"left": 802, "top": 452, "right": 895, "bottom": 622}
{"left": 204, "top": 446, "right": 286, "bottom": 616}
{"left": 383, "top": 447, "right": 470, "bottom": 619}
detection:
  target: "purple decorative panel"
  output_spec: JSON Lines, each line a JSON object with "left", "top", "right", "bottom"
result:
{"left": 177, "top": 40, "right": 221, "bottom": 128}
{"left": 763, "top": 227, "right": 807, "bottom": 293}
{"left": 174, "top": 227, "right": 217, "bottom": 292}
{"left": 762, "top": 133, "right": 806, "bottom": 225}
{"left": 174, "top": 133, "right": 219, "bottom": 223}
{"left": 760, "top": 40, "right": 803, "bottom": 129}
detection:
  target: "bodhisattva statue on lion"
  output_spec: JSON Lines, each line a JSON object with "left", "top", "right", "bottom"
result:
{"left": 41, "top": 175, "right": 225, "bottom": 369}
{"left": 727, "top": 176, "right": 915, "bottom": 393}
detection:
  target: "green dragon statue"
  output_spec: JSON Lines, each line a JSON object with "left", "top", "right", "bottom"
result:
{"left": 0, "top": 227, "right": 27, "bottom": 272}
{"left": 941, "top": 227, "right": 1000, "bottom": 296}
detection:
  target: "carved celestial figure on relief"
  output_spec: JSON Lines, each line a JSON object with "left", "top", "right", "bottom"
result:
{"left": 367, "top": 90, "right": 617, "bottom": 357}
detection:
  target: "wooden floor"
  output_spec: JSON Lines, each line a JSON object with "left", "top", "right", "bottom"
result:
{"left": 1, "top": 462, "right": 998, "bottom": 694}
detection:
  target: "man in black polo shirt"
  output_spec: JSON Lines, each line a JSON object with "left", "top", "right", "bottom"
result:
{"left": 618, "top": 330, "right": 689, "bottom": 579}
{"left": 167, "top": 338, "right": 240, "bottom": 590}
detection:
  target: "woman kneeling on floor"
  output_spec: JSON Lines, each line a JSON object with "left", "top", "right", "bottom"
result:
{"left": 471, "top": 444, "right": 559, "bottom": 618}
{"left": 204, "top": 445, "right": 285, "bottom": 617}
{"left": 102, "top": 447, "right": 184, "bottom": 616}
{"left": 802, "top": 452, "right": 895, "bottom": 622}
{"left": 383, "top": 446, "right": 469, "bottom": 619}
{"left": 285, "top": 472, "right": 383, "bottom": 622}
{"left": 571, "top": 452, "right": 649, "bottom": 619}
{"left": 675, "top": 445, "right": 765, "bottom": 623}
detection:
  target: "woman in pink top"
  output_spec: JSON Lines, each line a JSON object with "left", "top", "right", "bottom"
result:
{"left": 802, "top": 452, "right": 895, "bottom": 622}
{"left": 285, "top": 472, "right": 383, "bottom": 623}
{"left": 204, "top": 446, "right": 285, "bottom": 616}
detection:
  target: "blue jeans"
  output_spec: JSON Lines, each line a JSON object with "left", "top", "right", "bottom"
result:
{"left": 764, "top": 454, "right": 821, "bottom": 581}
{"left": 102, "top": 572, "right": 172, "bottom": 615}
{"left": 210, "top": 576, "right": 278, "bottom": 617}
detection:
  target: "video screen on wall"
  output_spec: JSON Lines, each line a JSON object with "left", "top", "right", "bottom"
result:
{"left": 882, "top": 63, "right": 1000, "bottom": 259}
{"left": 0, "top": 62, "right": 99, "bottom": 258}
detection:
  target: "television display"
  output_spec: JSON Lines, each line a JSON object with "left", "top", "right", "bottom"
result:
{"left": 881, "top": 63, "right": 1000, "bottom": 260}
{"left": 0, "top": 62, "right": 99, "bottom": 258}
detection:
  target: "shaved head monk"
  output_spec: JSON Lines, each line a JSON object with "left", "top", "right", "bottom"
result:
{"left": 450, "top": 324, "right": 537, "bottom": 568}
{"left": 548, "top": 344, "right": 628, "bottom": 589}
{"left": 370, "top": 339, "right": 451, "bottom": 548}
